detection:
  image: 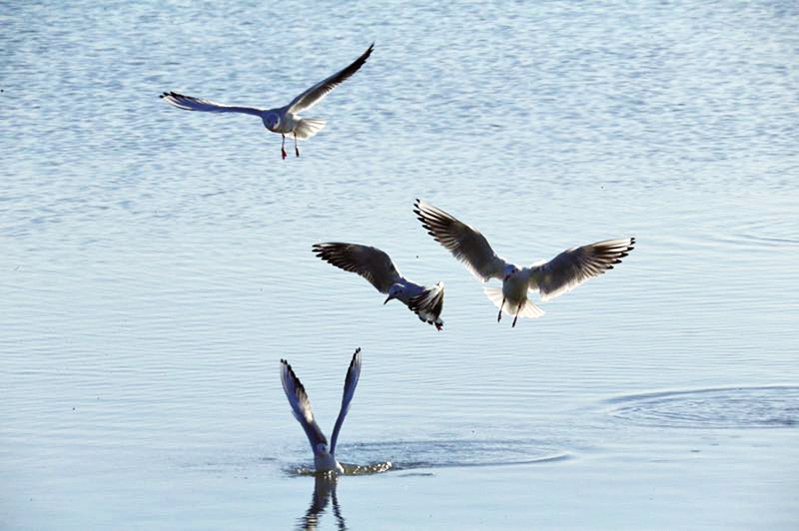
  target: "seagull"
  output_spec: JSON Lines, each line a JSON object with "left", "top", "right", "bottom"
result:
{"left": 160, "top": 43, "right": 374, "bottom": 159}
{"left": 281, "top": 348, "right": 362, "bottom": 474}
{"left": 414, "top": 199, "right": 635, "bottom": 328}
{"left": 312, "top": 242, "right": 445, "bottom": 330}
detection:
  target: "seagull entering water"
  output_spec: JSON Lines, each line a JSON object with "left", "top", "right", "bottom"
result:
{"left": 160, "top": 43, "right": 374, "bottom": 159}
{"left": 414, "top": 199, "right": 635, "bottom": 328}
{"left": 312, "top": 242, "right": 445, "bottom": 330}
{"left": 280, "top": 348, "right": 362, "bottom": 474}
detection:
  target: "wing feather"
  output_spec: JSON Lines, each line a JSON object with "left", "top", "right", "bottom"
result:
{"left": 312, "top": 242, "right": 401, "bottom": 293}
{"left": 280, "top": 359, "right": 328, "bottom": 451}
{"left": 287, "top": 43, "right": 374, "bottom": 114}
{"left": 414, "top": 199, "right": 506, "bottom": 281}
{"left": 159, "top": 91, "right": 265, "bottom": 116}
{"left": 330, "top": 348, "right": 362, "bottom": 454}
{"left": 531, "top": 238, "right": 635, "bottom": 301}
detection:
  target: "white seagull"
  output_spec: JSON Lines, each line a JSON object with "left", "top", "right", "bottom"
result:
{"left": 312, "top": 242, "right": 445, "bottom": 331}
{"left": 160, "top": 43, "right": 374, "bottom": 159}
{"left": 280, "top": 348, "right": 362, "bottom": 474}
{"left": 414, "top": 199, "right": 635, "bottom": 327}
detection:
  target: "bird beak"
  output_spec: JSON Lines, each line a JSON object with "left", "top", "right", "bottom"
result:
{"left": 384, "top": 294, "right": 394, "bottom": 305}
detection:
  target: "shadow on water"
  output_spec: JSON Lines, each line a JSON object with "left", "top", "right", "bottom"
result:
{"left": 604, "top": 385, "right": 799, "bottom": 429}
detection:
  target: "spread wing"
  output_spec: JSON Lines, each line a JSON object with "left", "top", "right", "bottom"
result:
{"left": 312, "top": 242, "right": 402, "bottom": 294}
{"left": 280, "top": 359, "right": 328, "bottom": 451}
{"left": 330, "top": 348, "right": 362, "bottom": 455}
{"left": 414, "top": 199, "right": 506, "bottom": 281}
{"left": 287, "top": 43, "right": 374, "bottom": 114}
{"left": 159, "top": 91, "right": 265, "bottom": 116}
{"left": 530, "top": 238, "right": 635, "bottom": 301}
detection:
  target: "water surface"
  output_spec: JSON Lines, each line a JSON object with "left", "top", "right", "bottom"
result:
{"left": 2, "top": 1, "right": 798, "bottom": 529}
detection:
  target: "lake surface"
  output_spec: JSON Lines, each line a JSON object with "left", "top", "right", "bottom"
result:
{"left": 2, "top": 1, "right": 798, "bottom": 529}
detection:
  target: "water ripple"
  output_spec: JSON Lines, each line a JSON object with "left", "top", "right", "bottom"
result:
{"left": 605, "top": 385, "right": 799, "bottom": 429}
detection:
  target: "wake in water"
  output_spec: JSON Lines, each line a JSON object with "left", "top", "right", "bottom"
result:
{"left": 284, "top": 438, "right": 570, "bottom": 476}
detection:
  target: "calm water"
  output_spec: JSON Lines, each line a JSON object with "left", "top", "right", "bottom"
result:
{"left": 2, "top": 0, "right": 798, "bottom": 529}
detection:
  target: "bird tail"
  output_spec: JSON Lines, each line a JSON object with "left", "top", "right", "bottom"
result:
{"left": 292, "top": 118, "right": 326, "bottom": 140}
{"left": 408, "top": 282, "right": 445, "bottom": 331}
{"left": 483, "top": 286, "right": 545, "bottom": 319}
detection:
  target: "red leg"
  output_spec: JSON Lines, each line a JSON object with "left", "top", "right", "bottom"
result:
{"left": 281, "top": 134, "right": 287, "bottom": 160}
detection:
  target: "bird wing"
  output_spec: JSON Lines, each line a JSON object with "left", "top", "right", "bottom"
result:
{"left": 330, "top": 348, "right": 362, "bottom": 455}
{"left": 280, "top": 359, "right": 328, "bottom": 451}
{"left": 529, "top": 238, "right": 635, "bottom": 301}
{"left": 287, "top": 43, "right": 374, "bottom": 114}
{"left": 414, "top": 199, "right": 506, "bottom": 281}
{"left": 312, "top": 242, "right": 402, "bottom": 294}
{"left": 159, "top": 91, "right": 265, "bottom": 116}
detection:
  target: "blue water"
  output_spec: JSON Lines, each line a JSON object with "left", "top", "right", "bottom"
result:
{"left": 2, "top": 1, "right": 798, "bottom": 529}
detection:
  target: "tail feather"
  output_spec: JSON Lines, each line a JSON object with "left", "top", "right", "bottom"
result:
{"left": 293, "top": 118, "right": 326, "bottom": 140}
{"left": 483, "top": 286, "right": 545, "bottom": 319}
{"left": 408, "top": 282, "right": 445, "bottom": 331}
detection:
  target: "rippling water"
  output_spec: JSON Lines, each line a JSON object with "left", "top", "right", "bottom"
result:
{"left": 2, "top": 1, "right": 798, "bottom": 529}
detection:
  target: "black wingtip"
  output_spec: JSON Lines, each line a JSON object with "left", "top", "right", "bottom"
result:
{"left": 349, "top": 347, "right": 362, "bottom": 368}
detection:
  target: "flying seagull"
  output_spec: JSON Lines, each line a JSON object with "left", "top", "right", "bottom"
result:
{"left": 281, "top": 348, "right": 362, "bottom": 474}
{"left": 414, "top": 199, "right": 635, "bottom": 327}
{"left": 312, "top": 242, "right": 445, "bottom": 330}
{"left": 160, "top": 43, "right": 374, "bottom": 159}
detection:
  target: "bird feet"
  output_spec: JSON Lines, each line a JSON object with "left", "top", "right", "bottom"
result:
{"left": 281, "top": 147, "right": 287, "bottom": 160}
{"left": 295, "top": 145, "right": 300, "bottom": 158}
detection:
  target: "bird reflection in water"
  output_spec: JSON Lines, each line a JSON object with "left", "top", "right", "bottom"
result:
{"left": 297, "top": 473, "right": 346, "bottom": 531}
{"left": 294, "top": 462, "right": 393, "bottom": 530}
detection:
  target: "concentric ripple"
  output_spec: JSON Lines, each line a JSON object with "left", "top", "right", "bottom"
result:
{"left": 346, "top": 438, "right": 570, "bottom": 470}
{"left": 283, "top": 438, "right": 568, "bottom": 476}
{"left": 606, "top": 385, "right": 799, "bottom": 429}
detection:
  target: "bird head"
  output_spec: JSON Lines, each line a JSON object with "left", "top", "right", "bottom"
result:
{"left": 384, "top": 284, "right": 404, "bottom": 304}
{"left": 262, "top": 112, "right": 281, "bottom": 131}
{"left": 503, "top": 264, "right": 519, "bottom": 281}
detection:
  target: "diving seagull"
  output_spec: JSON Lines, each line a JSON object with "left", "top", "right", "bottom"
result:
{"left": 280, "top": 348, "right": 362, "bottom": 474}
{"left": 160, "top": 43, "right": 374, "bottom": 159}
{"left": 414, "top": 199, "right": 635, "bottom": 328}
{"left": 312, "top": 242, "right": 445, "bottom": 331}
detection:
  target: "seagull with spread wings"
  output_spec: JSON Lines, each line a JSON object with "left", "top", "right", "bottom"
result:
{"left": 280, "top": 348, "right": 362, "bottom": 474}
{"left": 160, "top": 43, "right": 374, "bottom": 159}
{"left": 414, "top": 199, "right": 635, "bottom": 328}
{"left": 312, "top": 242, "right": 445, "bottom": 331}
